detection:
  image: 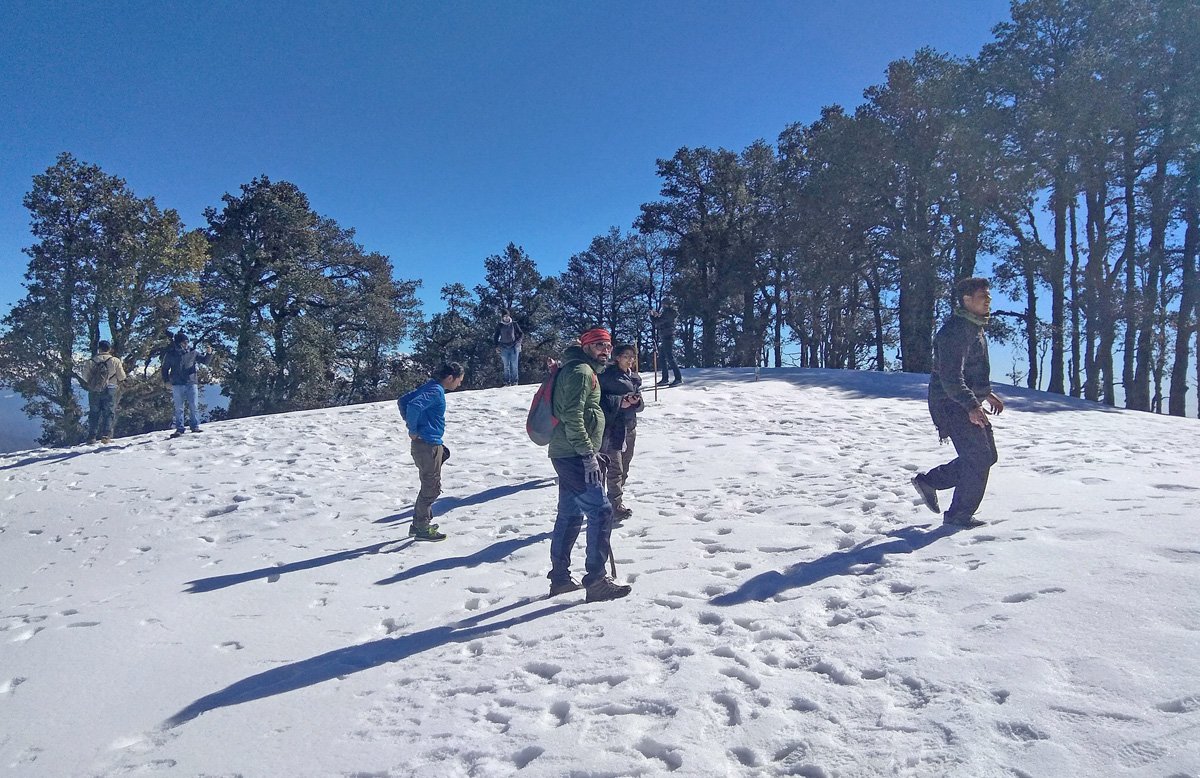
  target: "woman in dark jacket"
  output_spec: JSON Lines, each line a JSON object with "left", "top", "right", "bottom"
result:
{"left": 598, "top": 344, "right": 644, "bottom": 520}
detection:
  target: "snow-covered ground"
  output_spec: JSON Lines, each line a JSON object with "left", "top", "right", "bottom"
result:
{"left": 2, "top": 367, "right": 1198, "bottom": 777}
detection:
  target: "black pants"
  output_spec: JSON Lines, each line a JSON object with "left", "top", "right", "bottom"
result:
{"left": 659, "top": 339, "right": 681, "bottom": 383}
{"left": 925, "top": 404, "right": 998, "bottom": 519}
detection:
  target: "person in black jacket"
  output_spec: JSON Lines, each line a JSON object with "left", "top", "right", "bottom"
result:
{"left": 912, "top": 277, "right": 1005, "bottom": 527}
{"left": 650, "top": 303, "right": 682, "bottom": 386}
{"left": 599, "top": 344, "right": 644, "bottom": 521}
{"left": 161, "top": 332, "right": 211, "bottom": 437}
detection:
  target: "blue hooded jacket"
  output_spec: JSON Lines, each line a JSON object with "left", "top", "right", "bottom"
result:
{"left": 400, "top": 379, "right": 447, "bottom": 445}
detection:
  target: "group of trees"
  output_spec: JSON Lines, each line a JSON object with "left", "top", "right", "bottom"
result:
{"left": 633, "top": 0, "right": 1199, "bottom": 416}
{"left": 2, "top": 0, "right": 1198, "bottom": 447}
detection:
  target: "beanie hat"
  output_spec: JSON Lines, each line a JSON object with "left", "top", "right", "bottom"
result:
{"left": 579, "top": 328, "right": 611, "bottom": 346}
{"left": 173, "top": 332, "right": 189, "bottom": 344}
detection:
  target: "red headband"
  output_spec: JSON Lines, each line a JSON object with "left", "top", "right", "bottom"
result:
{"left": 579, "top": 328, "right": 612, "bottom": 346}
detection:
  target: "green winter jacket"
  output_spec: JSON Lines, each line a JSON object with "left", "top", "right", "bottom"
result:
{"left": 548, "top": 345, "right": 606, "bottom": 459}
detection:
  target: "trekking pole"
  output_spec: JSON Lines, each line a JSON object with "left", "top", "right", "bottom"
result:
{"left": 652, "top": 349, "right": 659, "bottom": 402}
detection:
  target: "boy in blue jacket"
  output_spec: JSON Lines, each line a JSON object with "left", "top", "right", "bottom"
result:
{"left": 398, "top": 362, "right": 465, "bottom": 541}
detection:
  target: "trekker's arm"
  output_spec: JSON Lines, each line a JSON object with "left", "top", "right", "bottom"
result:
{"left": 404, "top": 386, "right": 436, "bottom": 434}
{"left": 984, "top": 392, "right": 1004, "bottom": 415}
{"left": 113, "top": 357, "right": 127, "bottom": 383}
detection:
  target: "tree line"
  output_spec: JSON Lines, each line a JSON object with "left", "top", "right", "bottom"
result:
{"left": 2, "top": 0, "right": 1198, "bottom": 447}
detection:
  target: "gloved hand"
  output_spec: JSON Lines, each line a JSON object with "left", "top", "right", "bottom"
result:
{"left": 583, "top": 453, "right": 602, "bottom": 486}
{"left": 440, "top": 444, "right": 451, "bottom": 464}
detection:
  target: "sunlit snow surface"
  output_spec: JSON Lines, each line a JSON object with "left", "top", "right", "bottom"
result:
{"left": 2, "top": 368, "right": 1198, "bottom": 777}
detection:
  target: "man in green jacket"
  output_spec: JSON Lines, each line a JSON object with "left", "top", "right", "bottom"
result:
{"left": 547, "top": 327, "right": 632, "bottom": 603}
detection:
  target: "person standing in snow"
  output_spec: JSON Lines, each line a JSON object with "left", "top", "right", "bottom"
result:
{"left": 599, "top": 344, "right": 643, "bottom": 522}
{"left": 546, "top": 327, "right": 632, "bottom": 602}
{"left": 161, "top": 332, "right": 210, "bottom": 438}
{"left": 399, "top": 362, "right": 465, "bottom": 541}
{"left": 650, "top": 302, "right": 682, "bottom": 387}
{"left": 493, "top": 309, "right": 523, "bottom": 386}
{"left": 84, "top": 340, "right": 126, "bottom": 444}
{"left": 912, "top": 277, "right": 1005, "bottom": 527}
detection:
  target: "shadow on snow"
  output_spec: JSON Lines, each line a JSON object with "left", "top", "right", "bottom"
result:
{"left": 710, "top": 524, "right": 959, "bottom": 606}
{"left": 183, "top": 539, "right": 415, "bottom": 594}
{"left": 164, "top": 596, "right": 578, "bottom": 728}
{"left": 374, "top": 478, "right": 557, "bottom": 523}
{"left": 375, "top": 532, "right": 552, "bottom": 586}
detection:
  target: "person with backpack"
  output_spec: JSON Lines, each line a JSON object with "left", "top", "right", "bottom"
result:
{"left": 493, "top": 309, "right": 523, "bottom": 386}
{"left": 650, "top": 302, "right": 682, "bottom": 386}
{"left": 599, "top": 344, "right": 643, "bottom": 522}
{"left": 546, "top": 328, "right": 632, "bottom": 603}
{"left": 912, "top": 277, "right": 1005, "bottom": 528}
{"left": 84, "top": 340, "right": 126, "bottom": 444}
{"left": 161, "top": 332, "right": 210, "bottom": 438}
{"left": 398, "top": 362, "right": 465, "bottom": 542}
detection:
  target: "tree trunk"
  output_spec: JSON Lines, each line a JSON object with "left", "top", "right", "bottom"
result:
{"left": 1133, "top": 149, "right": 1170, "bottom": 411}
{"left": 1047, "top": 171, "right": 1068, "bottom": 394}
{"left": 1169, "top": 161, "right": 1198, "bottom": 416}
{"left": 1068, "top": 198, "right": 1082, "bottom": 397}
{"left": 1121, "top": 133, "right": 1139, "bottom": 408}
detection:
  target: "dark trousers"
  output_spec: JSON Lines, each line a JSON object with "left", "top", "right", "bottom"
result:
{"left": 659, "top": 340, "right": 681, "bottom": 383}
{"left": 87, "top": 388, "right": 118, "bottom": 439}
{"left": 410, "top": 439, "right": 444, "bottom": 526}
{"left": 549, "top": 456, "right": 613, "bottom": 587}
{"left": 924, "top": 405, "right": 998, "bottom": 519}
{"left": 604, "top": 427, "right": 636, "bottom": 508}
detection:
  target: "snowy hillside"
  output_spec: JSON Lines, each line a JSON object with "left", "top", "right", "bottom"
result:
{"left": 2, "top": 368, "right": 1198, "bottom": 777}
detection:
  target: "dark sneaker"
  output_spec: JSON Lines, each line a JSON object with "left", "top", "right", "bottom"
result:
{"left": 668, "top": 379, "right": 682, "bottom": 387}
{"left": 585, "top": 577, "right": 632, "bottom": 603}
{"left": 409, "top": 523, "right": 446, "bottom": 541}
{"left": 86, "top": 438, "right": 97, "bottom": 445}
{"left": 190, "top": 427, "right": 202, "bottom": 433}
{"left": 655, "top": 379, "right": 671, "bottom": 387}
{"left": 548, "top": 578, "right": 582, "bottom": 596}
{"left": 99, "top": 437, "right": 111, "bottom": 444}
{"left": 911, "top": 474, "right": 940, "bottom": 514}
{"left": 171, "top": 429, "right": 186, "bottom": 439}
{"left": 944, "top": 513, "right": 986, "bottom": 528}
{"left": 613, "top": 505, "right": 633, "bottom": 521}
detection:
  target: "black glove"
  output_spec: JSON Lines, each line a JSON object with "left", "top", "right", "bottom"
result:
{"left": 440, "top": 444, "right": 451, "bottom": 464}
{"left": 583, "top": 453, "right": 602, "bottom": 486}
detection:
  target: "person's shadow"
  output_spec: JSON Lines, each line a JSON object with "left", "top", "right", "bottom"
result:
{"left": 183, "top": 539, "right": 413, "bottom": 593}
{"left": 374, "top": 478, "right": 556, "bottom": 524}
{"left": 374, "top": 532, "right": 552, "bottom": 586}
{"left": 164, "top": 596, "right": 579, "bottom": 728}
{"left": 710, "top": 524, "right": 958, "bottom": 606}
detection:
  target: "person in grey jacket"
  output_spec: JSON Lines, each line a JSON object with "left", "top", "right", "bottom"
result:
{"left": 85, "top": 340, "right": 126, "bottom": 444}
{"left": 161, "top": 332, "right": 211, "bottom": 437}
{"left": 912, "top": 277, "right": 1005, "bottom": 527}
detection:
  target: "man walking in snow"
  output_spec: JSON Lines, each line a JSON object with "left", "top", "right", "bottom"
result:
{"left": 547, "top": 327, "right": 631, "bottom": 602}
{"left": 493, "top": 309, "right": 523, "bottom": 386}
{"left": 913, "top": 277, "right": 1005, "bottom": 527}
{"left": 399, "top": 362, "right": 465, "bottom": 541}
{"left": 161, "top": 332, "right": 210, "bottom": 438}
{"left": 84, "top": 340, "right": 126, "bottom": 444}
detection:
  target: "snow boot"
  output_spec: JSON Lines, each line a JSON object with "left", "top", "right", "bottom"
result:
{"left": 409, "top": 523, "right": 446, "bottom": 542}
{"left": 585, "top": 577, "right": 632, "bottom": 603}
{"left": 911, "top": 474, "right": 940, "bottom": 514}
{"left": 943, "top": 513, "right": 985, "bottom": 529}
{"left": 548, "top": 578, "right": 582, "bottom": 596}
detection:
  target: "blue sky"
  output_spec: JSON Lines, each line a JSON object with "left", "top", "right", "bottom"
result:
{"left": 0, "top": 0, "right": 1012, "bottom": 321}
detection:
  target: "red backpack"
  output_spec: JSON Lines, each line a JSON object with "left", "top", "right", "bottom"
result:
{"left": 526, "top": 362, "right": 563, "bottom": 445}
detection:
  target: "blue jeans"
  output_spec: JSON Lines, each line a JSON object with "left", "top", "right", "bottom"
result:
{"left": 172, "top": 384, "right": 201, "bottom": 431}
{"left": 499, "top": 345, "right": 520, "bottom": 384}
{"left": 549, "top": 456, "right": 613, "bottom": 587}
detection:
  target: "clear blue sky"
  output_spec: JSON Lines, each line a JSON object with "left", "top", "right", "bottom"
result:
{"left": 0, "top": 0, "right": 1012, "bottom": 320}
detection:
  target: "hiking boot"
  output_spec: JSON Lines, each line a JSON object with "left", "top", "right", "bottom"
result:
{"left": 99, "top": 437, "right": 111, "bottom": 444}
{"left": 85, "top": 438, "right": 97, "bottom": 445}
{"left": 585, "top": 576, "right": 632, "bottom": 603}
{"left": 548, "top": 578, "right": 583, "bottom": 596}
{"left": 911, "top": 474, "right": 940, "bottom": 514}
{"left": 190, "top": 427, "right": 202, "bottom": 433}
{"left": 409, "top": 523, "right": 446, "bottom": 541}
{"left": 171, "top": 429, "right": 186, "bottom": 439}
{"left": 668, "top": 379, "right": 682, "bottom": 387}
{"left": 943, "top": 513, "right": 985, "bottom": 528}
{"left": 613, "top": 505, "right": 633, "bottom": 521}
